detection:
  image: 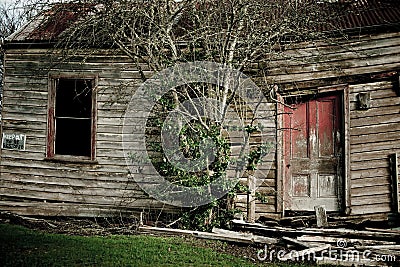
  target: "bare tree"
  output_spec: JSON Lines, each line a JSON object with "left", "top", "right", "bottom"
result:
{"left": 0, "top": 0, "right": 58, "bottom": 39}
{"left": 53, "top": 0, "right": 340, "bottom": 228}
{"left": 59, "top": 0, "right": 335, "bottom": 79}
{"left": 57, "top": 0, "right": 338, "bottom": 124}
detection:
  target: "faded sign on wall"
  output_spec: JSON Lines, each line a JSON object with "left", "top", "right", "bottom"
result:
{"left": 1, "top": 133, "right": 26, "bottom": 150}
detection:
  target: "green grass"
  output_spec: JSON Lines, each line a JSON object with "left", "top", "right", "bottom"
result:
{"left": 0, "top": 223, "right": 258, "bottom": 267}
{"left": 0, "top": 223, "right": 314, "bottom": 267}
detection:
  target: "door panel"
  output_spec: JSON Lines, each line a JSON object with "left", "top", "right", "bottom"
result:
{"left": 284, "top": 94, "right": 343, "bottom": 211}
{"left": 318, "top": 100, "right": 336, "bottom": 157}
{"left": 291, "top": 103, "right": 309, "bottom": 159}
{"left": 292, "top": 175, "right": 310, "bottom": 197}
{"left": 318, "top": 174, "right": 337, "bottom": 197}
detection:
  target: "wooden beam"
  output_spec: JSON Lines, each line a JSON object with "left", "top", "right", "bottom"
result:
{"left": 365, "top": 227, "right": 400, "bottom": 234}
{"left": 138, "top": 226, "right": 197, "bottom": 236}
{"left": 276, "top": 92, "right": 284, "bottom": 216}
{"left": 396, "top": 72, "right": 400, "bottom": 96}
{"left": 343, "top": 86, "right": 352, "bottom": 214}
{"left": 211, "top": 228, "right": 278, "bottom": 244}
{"left": 138, "top": 226, "right": 279, "bottom": 245}
{"left": 297, "top": 235, "right": 396, "bottom": 246}
{"left": 317, "top": 258, "right": 390, "bottom": 267}
{"left": 232, "top": 220, "right": 400, "bottom": 240}
{"left": 314, "top": 205, "right": 329, "bottom": 228}
{"left": 355, "top": 244, "right": 400, "bottom": 250}
{"left": 389, "top": 153, "right": 400, "bottom": 214}
{"left": 247, "top": 175, "right": 256, "bottom": 223}
{"left": 281, "top": 236, "right": 312, "bottom": 249}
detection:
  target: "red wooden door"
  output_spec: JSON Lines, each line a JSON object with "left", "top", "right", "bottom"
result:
{"left": 284, "top": 94, "right": 343, "bottom": 211}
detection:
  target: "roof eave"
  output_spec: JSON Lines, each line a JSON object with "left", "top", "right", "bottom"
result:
{"left": 3, "top": 40, "right": 57, "bottom": 50}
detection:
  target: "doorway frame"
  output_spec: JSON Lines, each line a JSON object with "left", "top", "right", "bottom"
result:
{"left": 276, "top": 84, "right": 351, "bottom": 217}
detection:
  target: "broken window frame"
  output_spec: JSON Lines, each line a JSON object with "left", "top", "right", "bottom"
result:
{"left": 46, "top": 73, "right": 97, "bottom": 163}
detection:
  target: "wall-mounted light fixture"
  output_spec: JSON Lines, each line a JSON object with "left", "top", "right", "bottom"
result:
{"left": 357, "top": 92, "right": 371, "bottom": 110}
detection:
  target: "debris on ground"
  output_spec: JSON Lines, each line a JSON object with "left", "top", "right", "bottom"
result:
{"left": 1, "top": 211, "right": 399, "bottom": 266}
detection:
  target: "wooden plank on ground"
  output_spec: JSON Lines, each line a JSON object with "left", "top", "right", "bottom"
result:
{"left": 281, "top": 236, "right": 312, "bottom": 249}
{"left": 297, "top": 235, "right": 396, "bottom": 246}
{"left": 317, "top": 258, "right": 390, "bottom": 267}
{"left": 355, "top": 244, "right": 400, "bottom": 250}
{"left": 231, "top": 220, "right": 400, "bottom": 241}
{"left": 138, "top": 226, "right": 196, "bottom": 236}
{"left": 314, "top": 205, "right": 329, "bottom": 228}
{"left": 364, "top": 227, "right": 400, "bottom": 234}
{"left": 211, "top": 228, "right": 278, "bottom": 244}
{"left": 138, "top": 226, "right": 279, "bottom": 245}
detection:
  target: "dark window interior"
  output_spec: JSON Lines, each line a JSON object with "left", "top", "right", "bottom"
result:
{"left": 54, "top": 78, "right": 93, "bottom": 157}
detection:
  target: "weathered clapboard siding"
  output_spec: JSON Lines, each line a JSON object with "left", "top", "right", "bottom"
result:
{"left": 348, "top": 81, "right": 400, "bottom": 214}
{"left": 0, "top": 200, "right": 161, "bottom": 217}
{"left": 0, "top": 49, "right": 177, "bottom": 216}
{"left": 262, "top": 32, "right": 400, "bottom": 90}
{"left": 267, "top": 31, "right": 400, "bottom": 216}
{"left": 2, "top": 29, "right": 400, "bottom": 220}
{"left": 1, "top": 48, "right": 277, "bottom": 218}
{"left": 220, "top": 99, "right": 277, "bottom": 220}
{"left": 235, "top": 166, "right": 278, "bottom": 220}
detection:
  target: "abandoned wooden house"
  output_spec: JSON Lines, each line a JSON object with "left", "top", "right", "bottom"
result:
{"left": 1, "top": 0, "right": 400, "bottom": 223}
